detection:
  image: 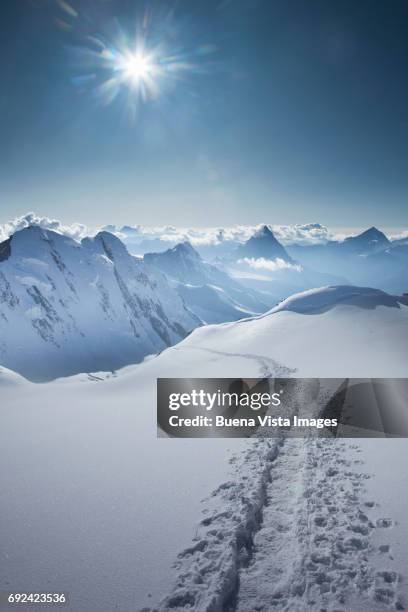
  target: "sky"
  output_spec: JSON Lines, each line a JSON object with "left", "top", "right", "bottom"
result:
{"left": 1, "top": 0, "right": 408, "bottom": 230}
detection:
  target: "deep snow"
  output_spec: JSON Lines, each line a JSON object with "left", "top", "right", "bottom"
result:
{"left": 1, "top": 286, "right": 408, "bottom": 611}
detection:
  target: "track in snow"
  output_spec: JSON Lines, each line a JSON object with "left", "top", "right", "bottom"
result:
{"left": 234, "top": 437, "right": 403, "bottom": 612}
{"left": 154, "top": 374, "right": 404, "bottom": 612}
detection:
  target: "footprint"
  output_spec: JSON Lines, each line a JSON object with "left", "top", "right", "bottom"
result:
{"left": 326, "top": 467, "right": 339, "bottom": 477}
{"left": 376, "top": 570, "right": 398, "bottom": 585}
{"left": 374, "top": 587, "right": 396, "bottom": 605}
{"left": 378, "top": 544, "right": 390, "bottom": 553}
{"left": 376, "top": 518, "right": 393, "bottom": 528}
{"left": 310, "top": 550, "right": 331, "bottom": 565}
{"left": 350, "top": 523, "right": 369, "bottom": 536}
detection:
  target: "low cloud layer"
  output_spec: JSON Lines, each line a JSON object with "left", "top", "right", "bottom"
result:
{"left": 1, "top": 217, "right": 334, "bottom": 247}
{"left": 389, "top": 230, "right": 408, "bottom": 242}
{"left": 239, "top": 257, "right": 303, "bottom": 273}
{"left": 1, "top": 213, "right": 405, "bottom": 249}
{"left": 111, "top": 222, "right": 333, "bottom": 246}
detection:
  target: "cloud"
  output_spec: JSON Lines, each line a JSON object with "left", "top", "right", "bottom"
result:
{"left": 3, "top": 214, "right": 404, "bottom": 250}
{"left": 0, "top": 212, "right": 89, "bottom": 242}
{"left": 390, "top": 230, "right": 408, "bottom": 242}
{"left": 114, "top": 222, "right": 332, "bottom": 247}
{"left": 239, "top": 257, "right": 303, "bottom": 272}
{"left": 271, "top": 223, "right": 330, "bottom": 245}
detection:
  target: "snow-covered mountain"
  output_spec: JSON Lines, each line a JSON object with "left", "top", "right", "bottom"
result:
{"left": 234, "top": 224, "right": 293, "bottom": 261}
{"left": 144, "top": 241, "right": 224, "bottom": 285}
{"left": 340, "top": 226, "right": 390, "bottom": 254}
{"left": 144, "top": 241, "right": 270, "bottom": 323}
{"left": 0, "top": 226, "right": 199, "bottom": 380}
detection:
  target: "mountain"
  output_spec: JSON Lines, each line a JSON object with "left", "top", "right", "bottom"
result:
{"left": 363, "top": 243, "right": 408, "bottom": 293}
{"left": 340, "top": 226, "right": 390, "bottom": 254}
{"left": 234, "top": 225, "right": 292, "bottom": 262}
{"left": 144, "top": 242, "right": 270, "bottom": 323}
{"left": 144, "top": 242, "right": 217, "bottom": 285}
{"left": 220, "top": 225, "right": 346, "bottom": 303}
{"left": 289, "top": 226, "right": 391, "bottom": 263}
{"left": 0, "top": 226, "right": 199, "bottom": 381}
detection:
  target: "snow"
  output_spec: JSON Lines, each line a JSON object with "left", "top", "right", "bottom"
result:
{"left": 0, "top": 366, "right": 248, "bottom": 611}
{"left": 358, "top": 440, "right": 408, "bottom": 604}
{"left": 268, "top": 285, "right": 405, "bottom": 314}
{"left": 1, "top": 285, "right": 408, "bottom": 610}
{"left": 167, "top": 287, "right": 408, "bottom": 378}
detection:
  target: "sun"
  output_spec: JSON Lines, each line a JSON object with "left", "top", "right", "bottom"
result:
{"left": 82, "top": 30, "right": 199, "bottom": 107}
{"left": 122, "top": 53, "right": 154, "bottom": 82}
{"left": 114, "top": 49, "right": 159, "bottom": 93}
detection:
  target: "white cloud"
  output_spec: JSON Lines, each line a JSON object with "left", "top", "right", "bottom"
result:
{"left": 272, "top": 223, "right": 330, "bottom": 245}
{"left": 390, "top": 230, "right": 408, "bottom": 242}
{"left": 2, "top": 214, "right": 404, "bottom": 250}
{"left": 0, "top": 212, "right": 89, "bottom": 243}
{"left": 114, "top": 222, "right": 332, "bottom": 247}
{"left": 239, "top": 257, "right": 303, "bottom": 272}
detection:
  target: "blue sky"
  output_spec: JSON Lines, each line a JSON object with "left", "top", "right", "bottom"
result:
{"left": 1, "top": 0, "right": 408, "bottom": 229}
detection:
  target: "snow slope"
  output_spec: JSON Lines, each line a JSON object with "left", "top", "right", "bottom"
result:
{"left": 1, "top": 285, "right": 408, "bottom": 611}
{"left": 162, "top": 285, "right": 408, "bottom": 378}
{"left": 0, "top": 226, "right": 199, "bottom": 381}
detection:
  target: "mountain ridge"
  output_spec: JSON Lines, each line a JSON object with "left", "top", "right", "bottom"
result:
{"left": 0, "top": 226, "right": 199, "bottom": 380}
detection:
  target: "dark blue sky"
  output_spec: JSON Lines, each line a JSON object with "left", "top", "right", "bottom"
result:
{"left": 1, "top": 0, "right": 408, "bottom": 229}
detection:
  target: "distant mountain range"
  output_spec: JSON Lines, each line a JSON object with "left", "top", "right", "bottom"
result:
{"left": 0, "top": 222, "right": 406, "bottom": 381}
{"left": 287, "top": 226, "right": 408, "bottom": 293}
{"left": 217, "top": 224, "right": 347, "bottom": 299}
{"left": 140, "top": 223, "right": 407, "bottom": 298}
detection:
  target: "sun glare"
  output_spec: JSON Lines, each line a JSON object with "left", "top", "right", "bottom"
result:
{"left": 122, "top": 53, "right": 154, "bottom": 82}
{"left": 72, "top": 22, "right": 204, "bottom": 109}
{"left": 115, "top": 51, "right": 159, "bottom": 97}
{"left": 64, "top": 3, "right": 217, "bottom": 112}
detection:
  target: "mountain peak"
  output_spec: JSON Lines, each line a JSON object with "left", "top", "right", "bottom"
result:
{"left": 7, "top": 225, "right": 72, "bottom": 257}
{"left": 342, "top": 227, "right": 390, "bottom": 253}
{"left": 360, "top": 226, "right": 388, "bottom": 240}
{"left": 14, "top": 225, "right": 49, "bottom": 239}
{"left": 171, "top": 241, "right": 201, "bottom": 259}
{"left": 87, "top": 231, "right": 130, "bottom": 261}
{"left": 254, "top": 224, "right": 274, "bottom": 238}
{"left": 235, "top": 225, "right": 292, "bottom": 262}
